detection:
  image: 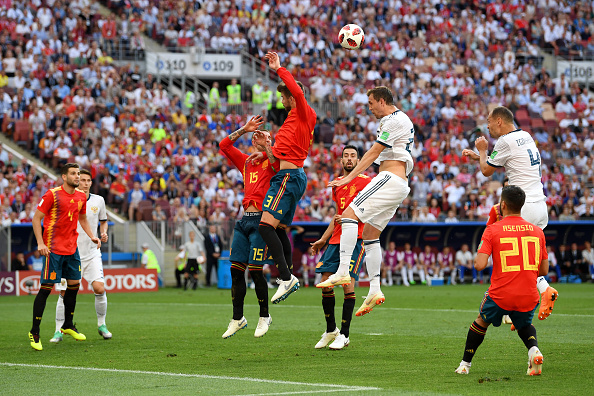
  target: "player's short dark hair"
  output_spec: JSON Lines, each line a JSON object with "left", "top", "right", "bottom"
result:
{"left": 502, "top": 177, "right": 509, "bottom": 186}
{"left": 490, "top": 106, "right": 514, "bottom": 124}
{"left": 277, "top": 80, "right": 305, "bottom": 98}
{"left": 367, "top": 86, "right": 394, "bottom": 105}
{"left": 60, "top": 163, "right": 80, "bottom": 175}
{"left": 80, "top": 169, "right": 92, "bottom": 177}
{"left": 501, "top": 185, "right": 525, "bottom": 213}
{"left": 342, "top": 144, "right": 360, "bottom": 158}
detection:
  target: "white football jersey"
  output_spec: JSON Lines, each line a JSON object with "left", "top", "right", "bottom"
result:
{"left": 374, "top": 109, "right": 415, "bottom": 175}
{"left": 77, "top": 193, "right": 107, "bottom": 260}
{"left": 486, "top": 129, "right": 545, "bottom": 202}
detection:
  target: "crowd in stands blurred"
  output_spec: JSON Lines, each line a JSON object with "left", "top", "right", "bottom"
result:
{"left": 1, "top": 0, "right": 594, "bottom": 244}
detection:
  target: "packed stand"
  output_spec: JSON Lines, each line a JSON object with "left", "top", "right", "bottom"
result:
{"left": 1, "top": 0, "right": 594, "bottom": 238}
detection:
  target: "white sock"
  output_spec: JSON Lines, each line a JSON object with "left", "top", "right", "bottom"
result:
{"left": 536, "top": 276, "right": 549, "bottom": 294}
{"left": 314, "top": 273, "right": 322, "bottom": 284}
{"left": 363, "top": 239, "right": 382, "bottom": 294}
{"left": 401, "top": 267, "right": 409, "bottom": 285}
{"left": 95, "top": 293, "right": 107, "bottom": 326}
{"left": 338, "top": 221, "right": 358, "bottom": 276}
{"left": 408, "top": 268, "right": 414, "bottom": 282}
{"left": 387, "top": 270, "right": 393, "bottom": 286}
{"left": 419, "top": 270, "right": 426, "bottom": 283}
{"left": 55, "top": 294, "right": 65, "bottom": 332}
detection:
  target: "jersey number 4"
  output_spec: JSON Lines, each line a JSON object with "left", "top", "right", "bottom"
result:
{"left": 527, "top": 148, "right": 541, "bottom": 166}
{"left": 499, "top": 236, "right": 540, "bottom": 272}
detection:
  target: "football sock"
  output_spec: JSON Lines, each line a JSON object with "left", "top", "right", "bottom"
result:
{"left": 230, "top": 263, "right": 247, "bottom": 320}
{"left": 408, "top": 268, "right": 414, "bottom": 283}
{"left": 31, "top": 284, "right": 52, "bottom": 335}
{"left": 192, "top": 276, "right": 198, "bottom": 290}
{"left": 62, "top": 282, "right": 80, "bottom": 329}
{"left": 341, "top": 292, "right": 356, "bottom": 337}
{"left": 517, "top": 324, "right": 538, "bottom": 350}
{"left": 265, "top": 271, "right": 271, "bottom": 284}
{"left": 401, "top": 266, "right": 409, "bottom": 285}
{"left": 259, "top": 222, "right": 291, "bottom": 281}
{"left": 419, "top": 269, "right": 426, "bottom": 283}
{"left": 387, "top": 270, "right": 393, "bottom": 286}
{"left": 249, "top": 266, "right": 269, "bottom": 318}
{"left": 536, "top": 276, "right": 549, "bottom": 294}
{"left": 95, "top": 293, "right": 107, "bottom": 327}
{"left": 322, "top": 289, "right": 336, "bottom": 333}
{"left": 462, "top": 321, "right": 487, "bottom": 363}
{"left": 338, "top": 220, "right": 358, "bottom": 276}
{"left": 363, "top": 239, "right": 382, "bottom": 294}
{"left": 55, "top": 294, "right": 65, "bottom": 332}
{"left": 184, "top": 277, "right": 189, "bottom": 290}
{"left": 275, "top": 228, "right": 293, "bottom": 274}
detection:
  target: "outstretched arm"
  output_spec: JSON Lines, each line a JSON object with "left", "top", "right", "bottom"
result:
{"left": 265, "top": 51, "right": 308, "bottom": 117}
{"left": 328, "top": 143, "right": 384, "bottom": 187}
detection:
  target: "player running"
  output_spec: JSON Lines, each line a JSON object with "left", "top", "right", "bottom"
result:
{"left": 29, "top": 163, "right": 101, "bottom": 351}
{"left": 462, "top": 106, "right": 558, "bottom": 321}
{"left": 455, "top": 186, "right": 548, "bottom": 376}
{"left": 255, "top": 51, "right": 316, "bottom": 304}
{"left": 50, "top": 169, "right": 111, "bottom": 343}
{"left": 310, "top": 145, "right": 371, "bottom": 349}
{"left": 318, "top": 86, "right": 413, "bottom": 317}
{"left": 220, "top": 115, "right": 278, "bottom": 338}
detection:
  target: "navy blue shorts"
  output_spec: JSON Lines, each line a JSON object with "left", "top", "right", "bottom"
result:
{"left": 40, "top": 249, "right": 82, "bottom": 284}
{"left": 315, "top": 241, "right": 365, "bottom": 281}
{"left": 479, "top": 292, "right": 537, "bottom": 329}
{"left": 262, "top": 168, "right": 307, "bottom": 226}
{"left": 230, "top": 212, "right": 273, "bottom": 266}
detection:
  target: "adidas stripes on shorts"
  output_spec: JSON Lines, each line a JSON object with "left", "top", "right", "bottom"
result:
{"left": 349, "top": 171, "right": 410, "bottom": 232}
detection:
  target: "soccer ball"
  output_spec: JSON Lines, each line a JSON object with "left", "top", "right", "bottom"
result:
{"left": 338, "top": 24, "right": 365, "bottom": 50}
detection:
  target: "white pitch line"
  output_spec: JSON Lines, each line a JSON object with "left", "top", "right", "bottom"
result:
{"left": 0, "top": 363, "right": 380, "bottom": 391}
{"left": 238, "top": 388, "right": 377, "bottom": 396}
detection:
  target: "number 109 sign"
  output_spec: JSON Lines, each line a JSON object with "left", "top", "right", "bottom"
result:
{"left": 148, "top": 52, "right": 241, "bottom": 78}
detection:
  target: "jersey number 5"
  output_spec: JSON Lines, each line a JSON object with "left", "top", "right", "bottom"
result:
{"left": 499, "top": 236, "right": 540, "bottom": 272}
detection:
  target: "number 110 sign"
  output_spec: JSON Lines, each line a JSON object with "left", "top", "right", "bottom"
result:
{"left": 150, "top": 53, "right": 241, "bottom": 79}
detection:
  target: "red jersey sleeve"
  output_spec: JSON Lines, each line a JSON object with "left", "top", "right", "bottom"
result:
{"left": 219, "top": 137, "right": 249, "bottom": 177}
{"left": 277, "top": 67, "right": 308, "bottom": 119}
{"left": 77, "top": 191, "right": 87, "bottom": 214}
{"left": 486, "top": 205, "right": 498, "bottom": 225}
{"left": 37, "top": 190, "right": 55, "bottom": 216}
{"left": 539, "top": 231, "right": 548, "bottom": 263}
{"left": 477, "top": 225, "right": 493, "bottom": 256}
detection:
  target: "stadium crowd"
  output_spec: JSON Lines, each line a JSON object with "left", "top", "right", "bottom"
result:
{"left": 1, "top": 0, "right": 594, "bottom": 255}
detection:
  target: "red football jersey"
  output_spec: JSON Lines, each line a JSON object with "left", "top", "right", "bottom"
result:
{"left": 219, "top": 137, "right": 277, "bottom": 211}
{"left": 486, "top": 203, "right": 503, "bottom": 225}
{"left": 478, "top": 216, "right": 547, "bottom": 311}
{"left": 37, "top": 186, "right": 87, "bottom": 255}
{"left": 272, "top": 67, "right": 317, "bottom": 167}
{"left": 329, "top": 174, "right": 372, "bottom": 244}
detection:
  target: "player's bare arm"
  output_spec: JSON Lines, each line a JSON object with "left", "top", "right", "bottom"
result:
{"left": 79, "top": 213, "right": 101, "bottom": 249}
{"left": 539, "top": 259, "right": 550, "bottom": 276}
{"left": 474, "top": 136, "right": 496, "bottom": 177}
{"left": 310, "top": 217, "right": 336, "bottom": 255}
{"left": 328, "top": 143, "right": 384, "bottom": 187}
{"left": 229, "top": 115, "right": 264, "bottom": 142}
{"left": 100, "top": 219, "right": 108, "bottom": 243}
{"left": 474, "top": 252, "right": 490, "bottom": 271}
{"left": 32, "top": 209, "right": 49, "bottom": 256}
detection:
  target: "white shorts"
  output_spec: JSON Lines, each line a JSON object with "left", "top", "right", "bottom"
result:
{"left": 349, "top": 171, "right": 411, "bottom": 231}
{"left": 521, "top": 199, "right": 548, "bottom": 230}
{"left": 55, "top": 255, "right": 104, "bottom": 292}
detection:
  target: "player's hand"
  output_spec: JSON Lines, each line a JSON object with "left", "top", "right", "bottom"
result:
{"left": 91, "top": 237, "right": 101, "bottom": 249}
{"left": 328, "top": 177, "right": 350, "bottom": 188}
{"left": 264, "top": 51, "right": 281, "bottom": 71}
{"left": 333, "top": 214, "right": 342, "bottom": 224}
{"left": 462, "top": 149, "right": 479, "bottom": 161}
{"left": 310, "top": 239, "right": 326, "bottom": 256}
{"left": 474, "top": 136, "right": 489, "bottom": 152}
{"left": 37, "top": 244, "right": 50, "bottom": 257}
{"left": 252, "top": 130, "right": 268, "bottom": 149}
{"left": 100, "top": 232, "right": 108, "bottom": 243}
{"left": 243, "top": 115, "right": 265, "bottom": 133}
{"left": 247, "top": 151, "right": 265, "bottom": 164}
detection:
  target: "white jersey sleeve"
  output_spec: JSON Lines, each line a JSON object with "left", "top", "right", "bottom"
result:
{"left": 374, "top": 109, "right": 415, "bottom": 175}
{"left": 487, "top": 130, "right": 545, "bottom": 202}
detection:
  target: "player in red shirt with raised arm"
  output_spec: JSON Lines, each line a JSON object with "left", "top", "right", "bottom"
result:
{"left": 310, "top": 145, "right": 371, "bottom": 350}
{"left": 29, "top": 163, "right": 101, "bottom": 351}
{"left": 455, "top": 186, "right": 549, "bottom": 376}
{"left": 219, "top": 115, "right": 279, "bottom": 339}
{"left": 254, "top": 51, "right": 316, "bottom": 304}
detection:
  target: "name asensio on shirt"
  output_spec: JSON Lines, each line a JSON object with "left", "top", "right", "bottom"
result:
{"left": 502, "top": 224, "right": 534, "bottom": 232}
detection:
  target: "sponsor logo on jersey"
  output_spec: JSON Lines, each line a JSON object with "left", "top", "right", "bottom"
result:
{"left": 77, "top": 200, "right": 83, "bottom": 211}
{"left": 380, "top": 131, "right": 390, "bottom": 140}
{"left": 91, "top": 206, "right": 99, "bottom": 214}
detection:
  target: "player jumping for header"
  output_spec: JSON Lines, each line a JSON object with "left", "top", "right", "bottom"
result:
{"left": 317, "top": 86, "right": 414, "bottom": 317}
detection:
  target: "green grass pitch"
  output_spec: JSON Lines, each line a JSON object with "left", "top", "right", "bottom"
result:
{"left": 1, "top": 284, "right": 593, "bottom": 395}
